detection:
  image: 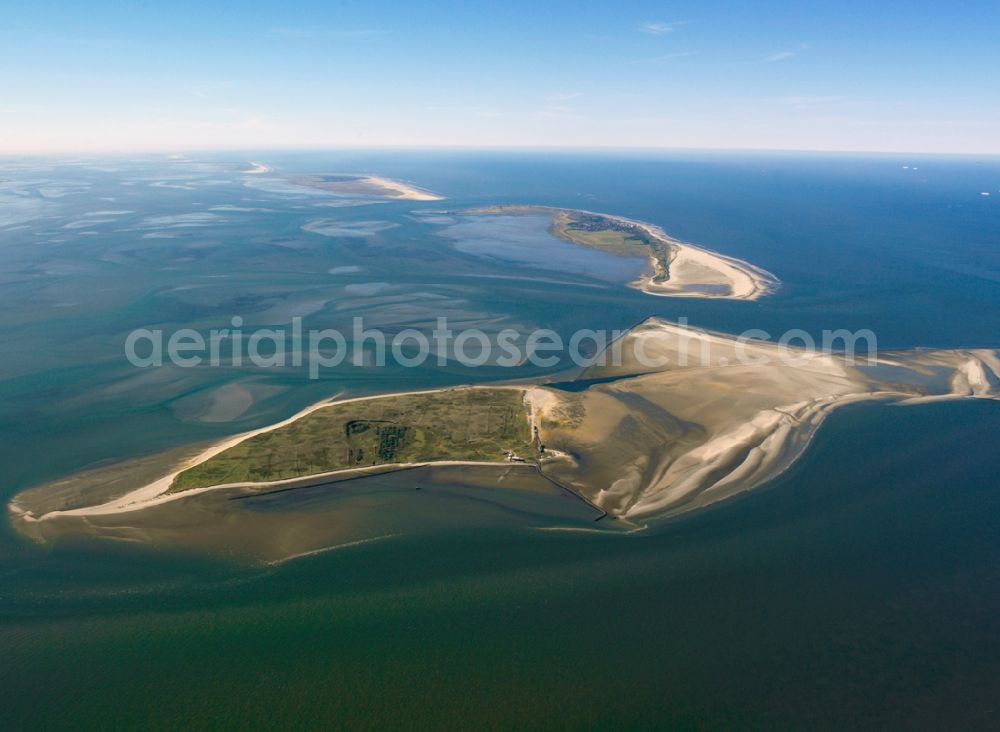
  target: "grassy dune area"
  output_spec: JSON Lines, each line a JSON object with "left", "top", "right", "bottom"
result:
{"left": 552, "top": 210, "right": 673, "bottom": 282}
{"left": 170, "top": 388, "right": 533, "bottom": 492}
{"left": 466, "top": 206, "right": 675, "bottom": 283}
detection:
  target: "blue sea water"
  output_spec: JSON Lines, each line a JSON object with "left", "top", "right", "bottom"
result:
{"left": 0, "top": 150, "right": 998, "bottom": 729}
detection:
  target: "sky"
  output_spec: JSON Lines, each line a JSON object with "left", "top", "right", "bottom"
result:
{"left": 2, "top": 0, "right": 999, "bottom": 155}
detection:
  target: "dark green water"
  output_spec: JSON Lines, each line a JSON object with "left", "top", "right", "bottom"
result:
{"left": 1, "top": 152, "right": 999, "bottom": 729}
{"left": 4, "top": 401, "right": 999, "bottom": 729}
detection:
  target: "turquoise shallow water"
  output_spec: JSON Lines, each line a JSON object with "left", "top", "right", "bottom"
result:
{"left": 0, "top": 151, "right": 999, "bottom": 728}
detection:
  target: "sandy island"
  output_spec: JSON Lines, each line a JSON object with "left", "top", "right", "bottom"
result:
{"left": 290, "top": 174, "right": 444, "bottom": 201}
{"left": 464, "top": 206, "right": 778, "bottom": 300}
{"left": 241, "top": 161, "right": 270, "bottom": 174}
{"left": 364, "top": 175, "right": 444, "bottom": 201}
{"left": 13, "top": 387, "right": 523, "bottom": 520}
{"left": 11, "top": 321, "right": 999, "bottom": 540}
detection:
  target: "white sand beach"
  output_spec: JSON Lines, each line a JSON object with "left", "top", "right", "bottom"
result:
{"left": 529, "top": 319, "right": 1000, "bottom": 519}
{"left": 17, "top": 386, "right": 529, "bottom": 521}
{"left": 603, "top": 214, "right": 778, "bottom": 300}
{"left": 13, "top": 321, "right": 1000, "bottom": 532}
{"left": 363, "top": 175, "right": 444, "bottom": 201}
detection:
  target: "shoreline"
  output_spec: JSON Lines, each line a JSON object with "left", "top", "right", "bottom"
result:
{"left": 463, "top": 205, "right": 779, "bottom": 300}
{"left": 288, "top": 173, "right": 445, "bottom": 201}
{"left": 29, "top": 459, "right": 536, "bottom": 521}
{"left": 529, "top": 318, "right": 1000, "bottom": 519}
{"left": 622, "top": 217, "right": 778, "bottom": 300}
{"left": 15, "top": 385, "right": 530, "bottom": 522}
{"left": 10, "top": 325, "right": 1000, "bottom": 529}
{"left": 363, "top": 175, "right": 444, "bottom": 201}
{"left": 625, "top": 388, "right": 895, "bottom": 519}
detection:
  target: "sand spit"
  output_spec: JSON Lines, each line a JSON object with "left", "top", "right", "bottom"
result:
{"left": 528, "top": 320, "right": 1000, "bottom": 519}
{"left": 13, "top": 392, "right": 349, "bottom": 520}
{"left": 626, "top": 218, "right": 778, "bottom": 300}
{"left": 266, "top": 534, "right": 399, "bottom": 566}
{"left": 363, "top": 175, "right": 444, "bottom": 201}
{"left": 291, "top": 174, "right": 444, "bottom": 201}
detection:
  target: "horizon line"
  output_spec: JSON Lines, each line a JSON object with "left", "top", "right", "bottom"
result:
{"left": 3, "top": 143, "right": 1000, "bottom": 159}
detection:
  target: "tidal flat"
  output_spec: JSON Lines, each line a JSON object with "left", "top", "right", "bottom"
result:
{"left": 2, "top": 152, "right": 1000, "bottom": 728}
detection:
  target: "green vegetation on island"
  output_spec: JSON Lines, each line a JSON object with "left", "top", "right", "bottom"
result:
{"left": 465, "top": 206, "right": 675, "bottom": 284}
{"left": 170, "top": 388, "right": 533, "bottom": 492}
{"left": 552, "top": 210, "right": 673, "bottom": 283}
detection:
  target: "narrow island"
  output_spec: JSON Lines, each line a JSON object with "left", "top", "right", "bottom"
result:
{"left": 10, "top": 319, "right": 999, "bottom": 561}
{"left": 291, "top": 173, "right": 444, "bottom": 201}
{"left": 465, "top": 205, "right": 778, "bottom": 300}
{"left": 240, "top": 161, "right": 270, "bottom": 174}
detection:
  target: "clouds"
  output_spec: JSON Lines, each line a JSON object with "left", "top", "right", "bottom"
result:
{"left": 647, "top": 51, "right": 698, "bottom": 64}
{"left": 764, "top": 43, "right": 808, "bottom": 62}
{"left": 4, "top": 2, "right": 998, "bottom": 156}
{"left": 640, "top": 21, "right": 676, "bottom": 35}
{"left": 764, "top": 50, "right": 796, "bottom": 62}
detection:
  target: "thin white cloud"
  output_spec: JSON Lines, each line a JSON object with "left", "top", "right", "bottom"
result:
{"left": 640, "top": 21, "right": 676, "bottom": 35}
{"left": 765, "top": 50, "right": 796, "bottom": 62}
{"left": 764, "top": 43, "right": 808, "bottom": 62}
{"left": 647, "top": 51, "right": 698, "bottom": 63}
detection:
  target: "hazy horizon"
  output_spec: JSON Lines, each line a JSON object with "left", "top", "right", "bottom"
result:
{"left": 6, "top": 144, "right": 1000, "bottom": 159}
{"left": 4, "top": 0, "right": 999, "bottom": 156}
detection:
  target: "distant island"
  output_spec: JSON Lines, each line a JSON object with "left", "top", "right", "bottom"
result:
{"left": 466, "top": 205, "right": 778, "bottom": 299}
{"left": 291, "top": 173, "right": 444, "bottom": 201}
{"left": 239, "top": 161, "right": 270, "bottom": 174}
